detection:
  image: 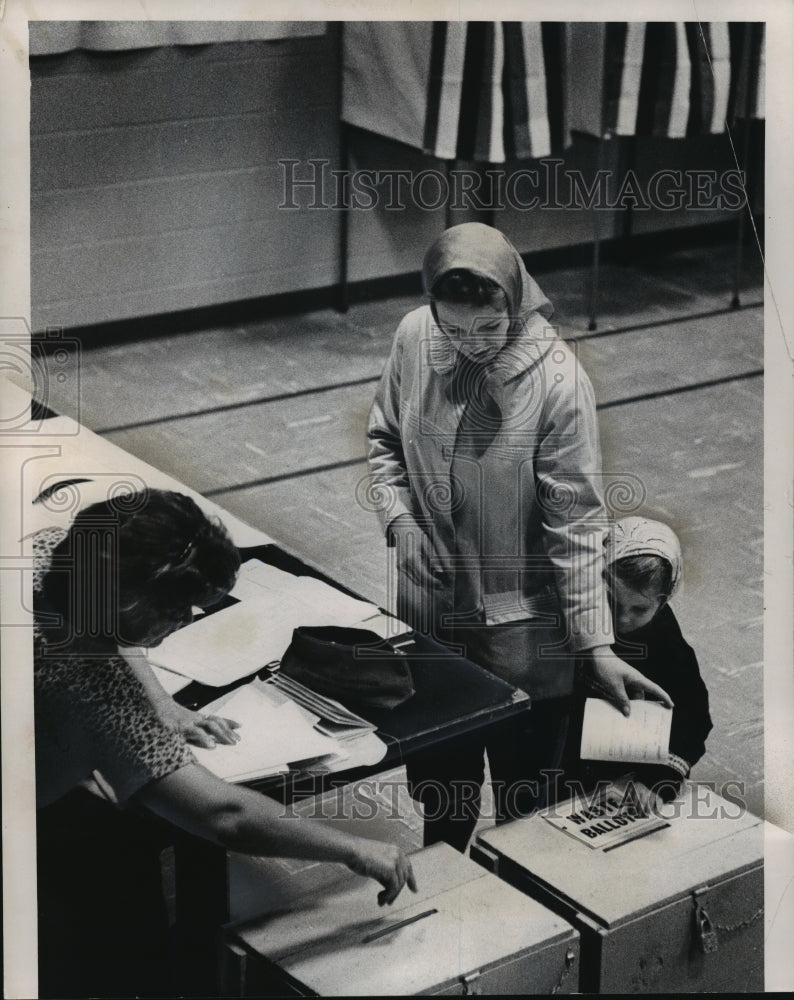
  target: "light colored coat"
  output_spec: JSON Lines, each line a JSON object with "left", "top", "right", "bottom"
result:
{"left": 367, "top": 304, "right": 615, "bottom": 699}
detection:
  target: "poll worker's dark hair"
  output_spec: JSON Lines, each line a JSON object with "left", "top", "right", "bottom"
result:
{"left": 42, "top": 489, "right": 240, "bottom": 645}
{"left": 610, "top": 554, "right": 674, "bottom": 599}
{"left": 431, "top": 268, "right": 508, "bottom": 309}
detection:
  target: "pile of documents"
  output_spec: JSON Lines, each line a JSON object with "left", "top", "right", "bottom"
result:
{"left": 192, "top": 680, "right": 341, "bottom": 782}
{"left": 271, "top": 671, "right": 376, "bottom": 743}
{"left": 143, "top": 560, "right": 403, "bottom": 781}
{"left": 192, "top": 677, "right": 387, "bottom": 783}
{"left": 148, "top": 559, "right": 408, "bottom": 688}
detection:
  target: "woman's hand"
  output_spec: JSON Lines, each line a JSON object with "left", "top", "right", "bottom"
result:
{"left": 157, "top": 701, "right": 241, "bottom": 748}
{"left": 389, "top": 513, "right": 439, "bottom": 591}
{"left": 588, "top": 646, "right": 674, "bottom": 716}
{"left": 345, "top": 839, "right": 418, "bottom": 906}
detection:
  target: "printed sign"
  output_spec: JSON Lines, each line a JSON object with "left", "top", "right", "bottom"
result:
{"left": 542, "top": 795, "right": 669, "bottom": 851}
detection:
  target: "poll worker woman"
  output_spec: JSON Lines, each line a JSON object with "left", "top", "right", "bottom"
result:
{"left": 34, "top": 489, "right": 415, "bottom": 998}
{"left": 367, "top": 222, "right": 672, "bottom": 850}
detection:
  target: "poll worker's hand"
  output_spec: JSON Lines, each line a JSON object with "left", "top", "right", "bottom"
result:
{"left": 346, "top": 839, "right": 418, "bottom": 906}
{"left": 588, "top": 646, "right": 674, "bottom": 717}
{"left": 604, "top": 776, "right": 660, "bottom": 816}
{"left": 158, "top": 701, "right": 241, "bottom": 748}
{"left": 389, "top": 513, "right": 440, "bottom": 591}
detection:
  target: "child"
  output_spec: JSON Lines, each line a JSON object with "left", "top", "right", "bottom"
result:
{"left": 569, "top": 516, "right": 712, "bottom": 811}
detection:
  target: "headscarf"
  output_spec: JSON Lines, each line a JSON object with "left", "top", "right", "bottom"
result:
{"left": 605, "top": 516, "right": 683, "bottom": 598}
{"left": 422, "top": 223, "right": 554, "bottom": 375}
{"left": 422, "top": 222, "right": 553, "bottom": 320}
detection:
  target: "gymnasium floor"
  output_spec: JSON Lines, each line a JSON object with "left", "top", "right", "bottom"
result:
{"left": 41, "top": 239, "right": 766, "bottom": 910}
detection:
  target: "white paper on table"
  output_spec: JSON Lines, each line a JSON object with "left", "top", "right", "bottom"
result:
{"left": 149, "top": 564, "right": 398, "bottom": 686}
{"left": 149, "top": 663, "right": 192, "bottom": 696}
{"left": 192, "top": 681, "right": 343, "bottom": 781}
{"left": 580, "top": 697, "right": 672, "bottom": 763}
{"left": 352, "top": 610, "right": 413, "bottom": 640}
{"left": 228, "top": 559, "right": 304, "bottom": 603}
{"left": 285, "top": 575, "right": 380, "bottom": 623}
{"left": 232, "top": 564, "right": 409, "bottom": 636}
{"left": 330, "top": 729, "right": 388, "bottom": 768}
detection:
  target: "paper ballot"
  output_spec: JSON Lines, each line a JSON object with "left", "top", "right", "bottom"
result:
{"left": 192, "top": 681, "right": 345, "bottom": 782}
{"left": 580, "top": 697, "right": 673, "bottom": 764}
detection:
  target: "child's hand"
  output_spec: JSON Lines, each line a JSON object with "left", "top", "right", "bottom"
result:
{"left": 588, "top": 647, "right": 674, "bottom": 716}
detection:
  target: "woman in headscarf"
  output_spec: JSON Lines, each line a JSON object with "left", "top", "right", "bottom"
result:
{"left": 367, "top": 223, "right": 672, "bottom": 850}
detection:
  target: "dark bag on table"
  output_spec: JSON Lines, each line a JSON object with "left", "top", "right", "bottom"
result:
{"left": 279, "top": 625, "right": 415, "bottom": 710}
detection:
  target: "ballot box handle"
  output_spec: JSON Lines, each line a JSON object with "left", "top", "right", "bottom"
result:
{"left": 361, "top": 907, "right": 438, "bottom": 944}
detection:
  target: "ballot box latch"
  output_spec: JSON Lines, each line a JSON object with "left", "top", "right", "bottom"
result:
{"left": 694, "top": 900, "right": 719, "bottom": 954}
{"left": 461, "top": 969, "right": 482, "bottom": 994}
{"left": 551, "top": 949, "right": 578, "bottom": 994}
{"left": 692, "top": 884, "right": 764, "bottom": 956}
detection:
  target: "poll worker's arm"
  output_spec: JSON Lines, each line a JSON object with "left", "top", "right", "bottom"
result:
{"left": 122, "top": 648, "right": 240, "bottom": 748}
{"left": 136, "top": 762, "right": 417, "bottom": 905}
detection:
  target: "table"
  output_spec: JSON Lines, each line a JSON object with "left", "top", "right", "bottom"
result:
{"left": 16, "top": 388, "right": 531, "bottom": 996}
{"left": 171, "top": 545, "right": 531, "bottom": 995}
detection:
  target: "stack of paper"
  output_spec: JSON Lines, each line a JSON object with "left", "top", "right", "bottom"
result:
{"left": 269, "top": 672, "right": 389, "bottom": 770}
{"left": 149, "top": 559, "right": 410, "bottom": 687}
{"left": 270, "top": 673, "right": 375, "bottom": 742}
{"left": 192, "top": 680, "right": 347, "bottom": 783}
{"left": 580, "top": 697, "right": 673, "bottom": 763}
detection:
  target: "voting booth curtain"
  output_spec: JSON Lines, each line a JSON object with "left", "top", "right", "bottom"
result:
{"left": 342, "top": 21, "right": 566, "bottom": 163}
{"left": 342, "top": 21, "right": 766, "bottom": 162}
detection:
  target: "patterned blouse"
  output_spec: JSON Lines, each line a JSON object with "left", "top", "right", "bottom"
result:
{"left": 33, "top": 527, "right": 195, "bottom": 808}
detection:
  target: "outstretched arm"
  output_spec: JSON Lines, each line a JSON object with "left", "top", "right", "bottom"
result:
{"left": 136, "top": 763, "right": 417, "bottom": 906}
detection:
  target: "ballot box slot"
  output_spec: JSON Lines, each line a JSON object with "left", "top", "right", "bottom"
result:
{"left": 361, "top": 907, "right": 438, "bottom": 944}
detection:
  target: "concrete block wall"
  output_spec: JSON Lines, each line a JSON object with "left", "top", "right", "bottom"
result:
{"left": 30, "top": 31, "right": 750, "bottom": 335}
{"left": 31, "top": 35, "right": 341, "bottom": 332}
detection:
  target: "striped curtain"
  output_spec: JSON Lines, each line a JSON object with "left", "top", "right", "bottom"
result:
{"left": 343, "top": 22, "right": 764, "bottom": 159}
{"left": 342, "top": 21, "right": 567, "bottom": 163}
{"left": 568, "top": 22, "right": 764, "bottom": 139}
{"left": 727, "top": 23, "right": 765, "bottom": 122}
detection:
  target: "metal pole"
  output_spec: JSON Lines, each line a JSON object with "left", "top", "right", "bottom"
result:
{"left": 731, "top": 24, "right": 755, "bottom": 310}
{"left": 336, "top": 23, "right": 350, "bottom": 313}
{"left": 337, "top": 121, "right": 350, "bottom": 313}
{"left": 587, "top": 134, "right": 609, "bottom": 331}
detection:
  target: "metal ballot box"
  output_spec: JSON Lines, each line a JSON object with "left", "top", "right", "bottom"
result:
{"left": 471, "top": 784, "right": 764, "bottom": 993}
{"left": 222, "top": 842, "right": 580, "bottom": 996}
